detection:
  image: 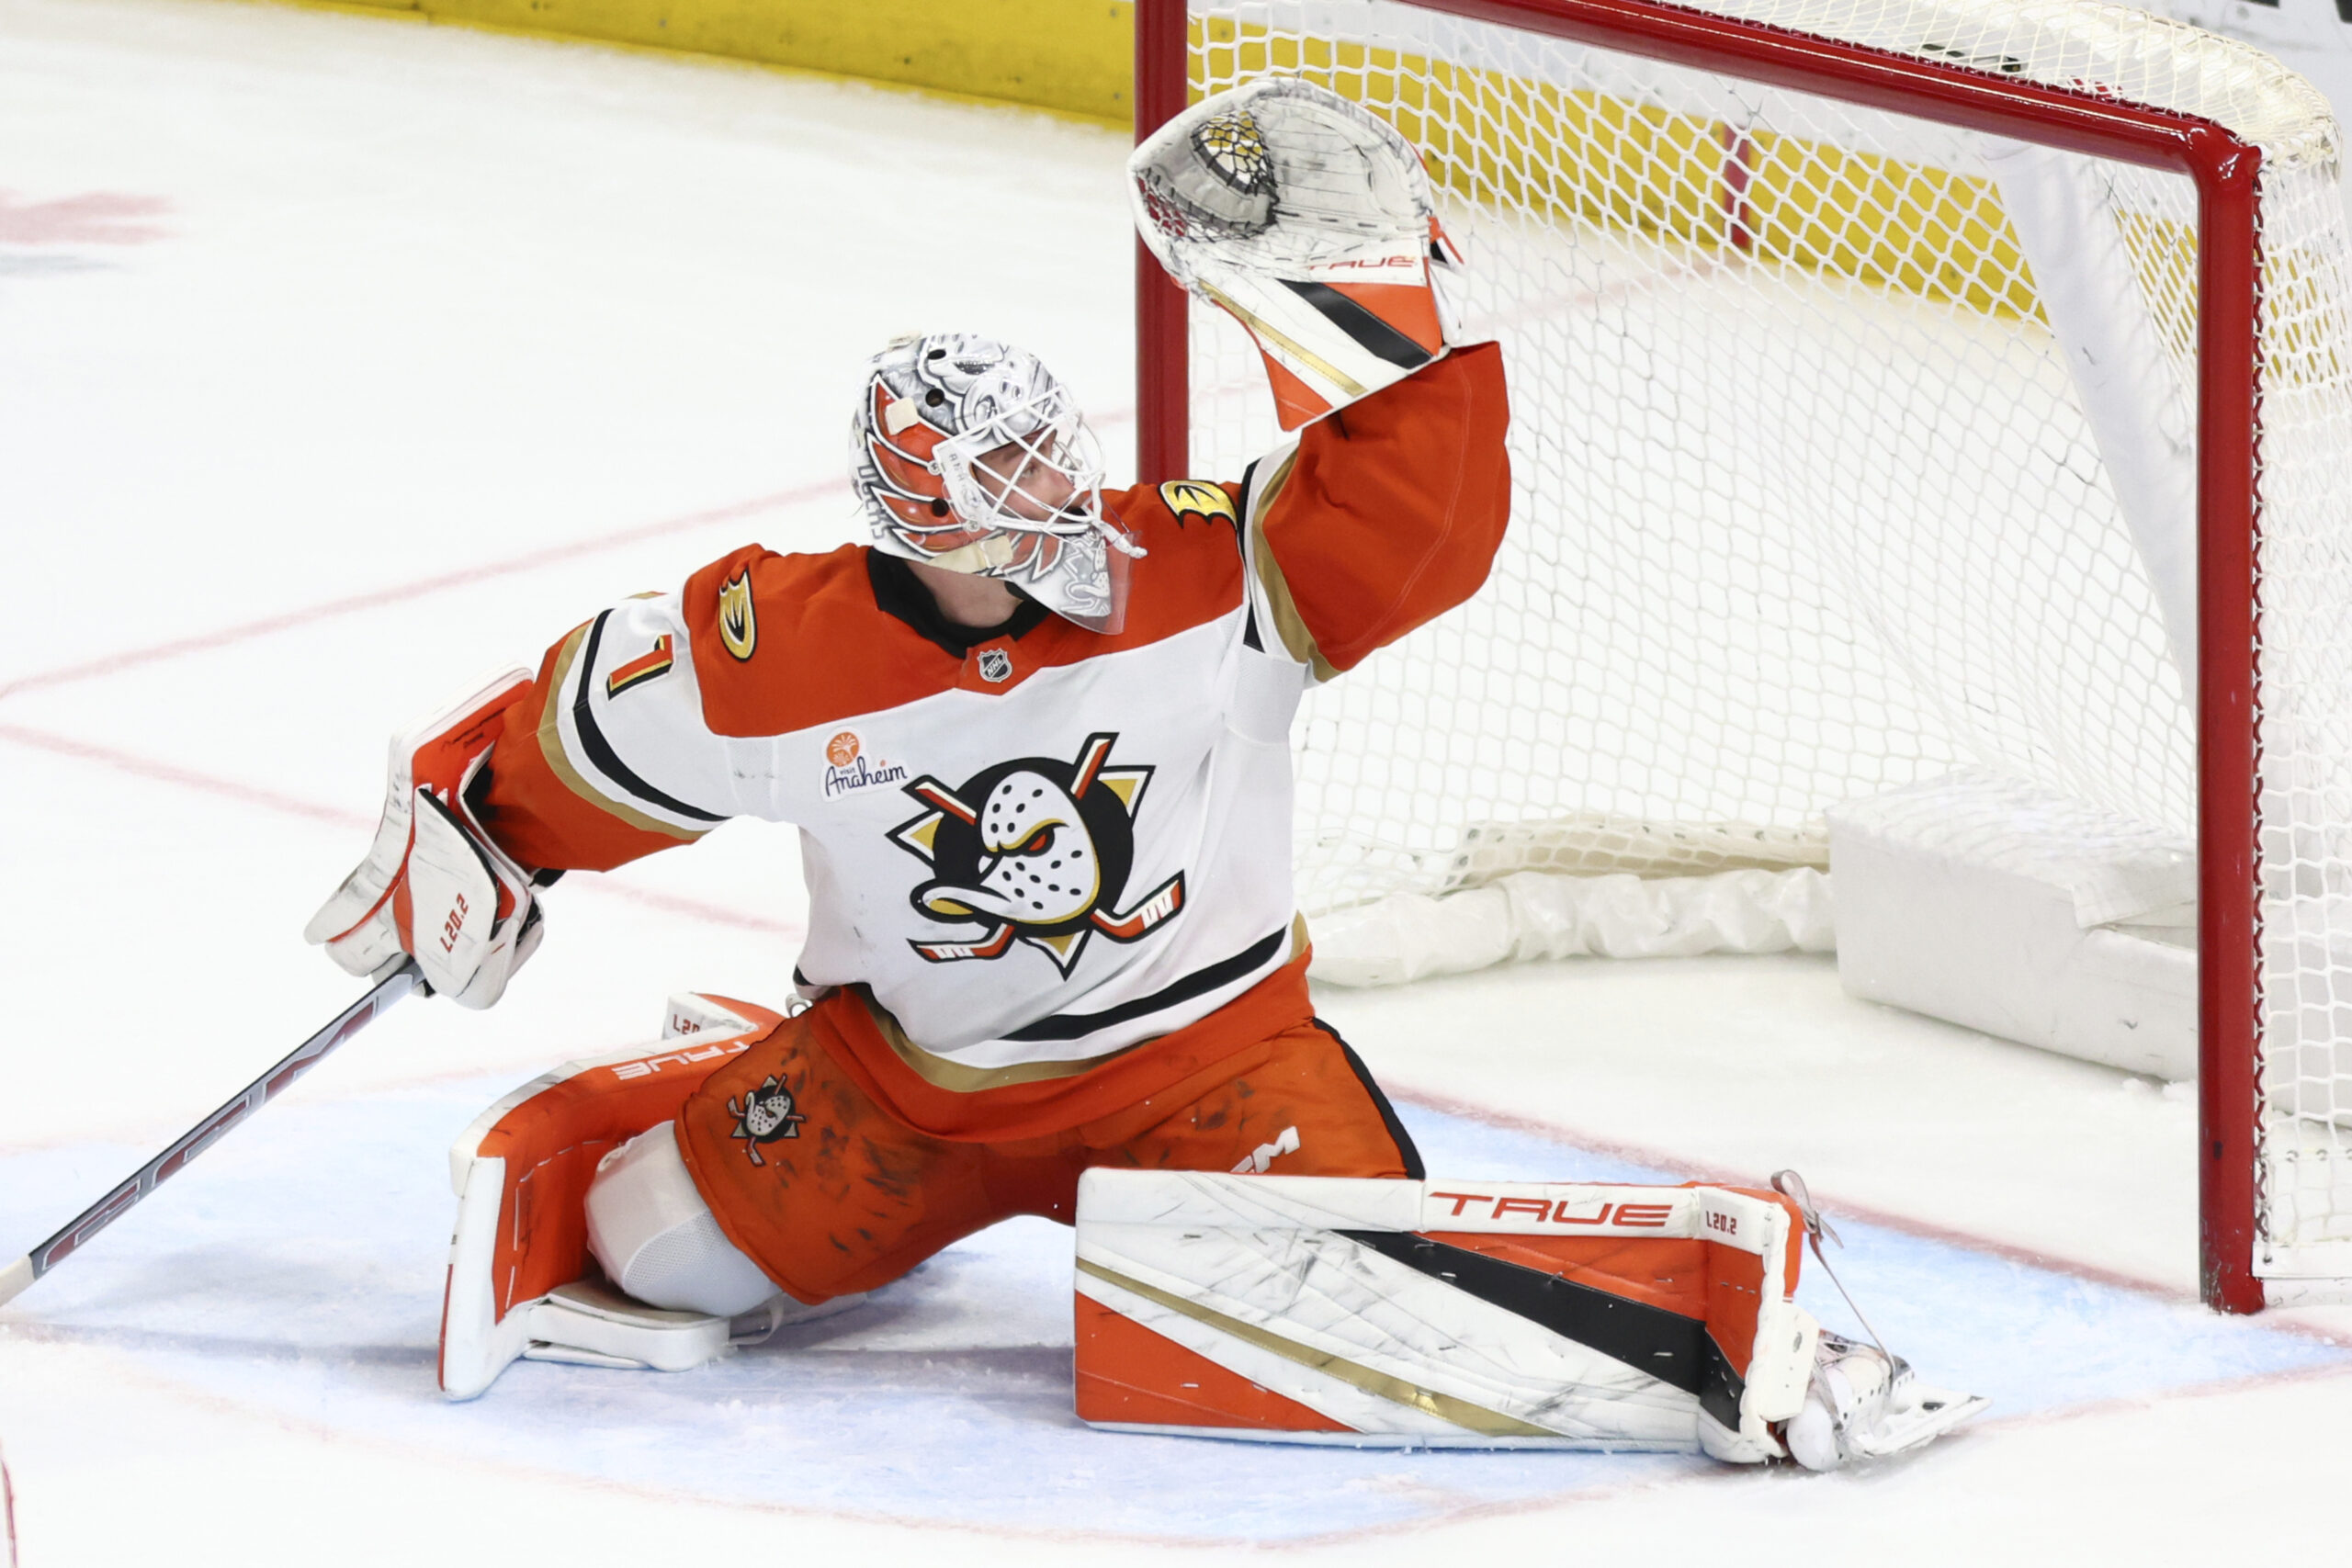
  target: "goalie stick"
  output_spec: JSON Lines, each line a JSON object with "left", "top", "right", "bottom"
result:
{"left": 0, "top": 961, "right": 423, "bottom": 1307}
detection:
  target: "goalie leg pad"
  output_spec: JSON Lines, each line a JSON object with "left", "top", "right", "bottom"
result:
{"left": 1073, "top": 1171, "right": 1819, "bottom": 1453}
{"left": 440, "top": 993, "right": 787, "bottom": 1400}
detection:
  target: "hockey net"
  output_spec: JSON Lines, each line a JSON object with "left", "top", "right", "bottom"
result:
{"left": 1142, "top": 0, "right": 2352, "bottom": 1305}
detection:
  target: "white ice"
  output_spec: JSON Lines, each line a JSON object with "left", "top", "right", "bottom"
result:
{"left": 3, "top": 0, "right": 2350, "bottom": 1561}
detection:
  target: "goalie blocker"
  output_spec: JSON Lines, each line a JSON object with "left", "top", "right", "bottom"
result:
{"left": 1075, "top": 1169, "right": 1984, "bottom": 1466}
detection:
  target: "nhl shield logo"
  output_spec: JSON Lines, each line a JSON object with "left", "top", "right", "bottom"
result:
{"left": 977, "top": 648, "right": 1013, "bottom": 683}
{"left": 888, "top": 731, "right": 1185, "bottom": 976}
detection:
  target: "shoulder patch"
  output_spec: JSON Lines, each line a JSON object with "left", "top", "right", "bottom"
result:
{"left": 1159, "top": 479, "right": 1238, "bottom": 527}
{"left": 718, "top": 569, "right": 758, "bottom": 661}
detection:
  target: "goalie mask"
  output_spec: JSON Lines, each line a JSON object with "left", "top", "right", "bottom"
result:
{"left": 851, "top": 333, "right": 1140, "bottom": 635}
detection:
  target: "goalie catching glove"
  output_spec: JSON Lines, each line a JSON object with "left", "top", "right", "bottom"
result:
{"left": 304, "top": 670, "right": 546, "bottom": 1010}
{"left": 1131, "top": 77, "right": 1465, "bottom": 430}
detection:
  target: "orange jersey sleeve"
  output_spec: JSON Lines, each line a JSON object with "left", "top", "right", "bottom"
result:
{"left": 1245, "top": 341, "right": 1510, "bottom": 677}
{"left": 472, "top": 544, "right": 898, "bottom": 874}
{"left": 473, "top": 617, "right": 710, "bottom": 874}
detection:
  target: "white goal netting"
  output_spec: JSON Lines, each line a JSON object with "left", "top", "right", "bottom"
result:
{"left": 1180, "top": 0, "right": 2352, "bottom": 1290}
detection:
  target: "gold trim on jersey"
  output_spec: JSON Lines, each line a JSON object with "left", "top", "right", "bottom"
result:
{"left": 859, "top": 989, "right": 1142, "bottom": 1090}
{"left": 856, "top": 916, "right": 1307, "bottom": 1091}
{"left": 537, "top": 625, "right": 707, "bottom": 844}
{"left": 1076, "top": 1258, "right": 1557, "bottom": 1439}
{"left": 1195, "top": 280, "right": 1368, "bottom": 400}
{"left": 1242, "top": 451, "right": 1337, "bottom": 682}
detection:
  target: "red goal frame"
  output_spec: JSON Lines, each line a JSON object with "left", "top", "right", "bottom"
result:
{"left": 1131, "top": 0, "right": 2268, "bottom": 1312}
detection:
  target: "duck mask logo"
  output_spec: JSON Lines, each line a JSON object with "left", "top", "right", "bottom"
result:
{"left": 888, "top": 732, "right": 1186, "bottom": 976}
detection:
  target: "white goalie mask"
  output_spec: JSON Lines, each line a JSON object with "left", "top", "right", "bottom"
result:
{"left": 850, "top": 333, "right": 1141, "bottom": 635}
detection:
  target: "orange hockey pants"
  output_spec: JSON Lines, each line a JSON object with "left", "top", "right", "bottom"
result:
{"left": 671, "top": 999, "right": 1423, "bottom": 1304}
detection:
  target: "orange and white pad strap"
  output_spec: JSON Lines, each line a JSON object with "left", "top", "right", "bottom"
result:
{"left": 1073, "top": 1172, "right": 1818, "bottom": 1461}
{"left": 1130, "top": 78, "right": 1464, "bottom": 430}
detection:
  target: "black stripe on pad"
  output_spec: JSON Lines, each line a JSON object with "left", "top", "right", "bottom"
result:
{"left": 1336, "top": 1229, "right": 1745, "bottom": 1431}
{"left": 1278, "top": 279, "right": 1437, "bottom": 372}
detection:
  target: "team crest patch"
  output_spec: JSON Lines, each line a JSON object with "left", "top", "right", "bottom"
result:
{"left": 977, "top": 648, "right": 1013, "bottom": 683}
{"left": 1159, "top": 479, "right": 1238, "bottom": 528}
{"left": 718, "top": 569, "right": 758, "bottom": 661}
{"left": 888, "top": 731, "right": 1186, "bottom": 976}
{"left": 726, "top": 1072, "right": 806, "bottom": 1166}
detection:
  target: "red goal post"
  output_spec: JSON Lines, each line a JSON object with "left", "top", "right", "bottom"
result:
{"left": 1133, "top": 0, "right": 2352, "bottom": 1313}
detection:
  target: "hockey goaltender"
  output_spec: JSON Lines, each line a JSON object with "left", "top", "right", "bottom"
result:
{"left": 306, "top": 79, "right": 1978, "bottom": 1469}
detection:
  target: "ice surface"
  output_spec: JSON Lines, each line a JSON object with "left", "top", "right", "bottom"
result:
{"left": 4, "top": 1088, "right": 2341, "bottom": 1547}
{"left": 6, "top": 0, "right": 2352, "bottom": 1561}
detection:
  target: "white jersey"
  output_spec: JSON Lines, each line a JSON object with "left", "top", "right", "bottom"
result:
{"left": 478, "top": 344, "right": 1510, "bottom": 1105}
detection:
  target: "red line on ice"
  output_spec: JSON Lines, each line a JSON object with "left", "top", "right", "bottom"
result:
{"left": 0, "top": 407, "right": 1136, "bottom": 703}
{"left": 25, "top": 1323, "right": 2352, "bottom": 1551}
{"left": 0, "top": 721, "right": 371, "bottom": 829}
{"left": 0, "top": 189, "right": 170, "bottom": 245}
{"left": 0, "top": 721, "right": 797, "bottom": 937}
{"left": 1385, "top": 1077, "right": 2219, "bottom": 1307}
{"left": 0, "top": 484, "right": 840, "bottom": 702}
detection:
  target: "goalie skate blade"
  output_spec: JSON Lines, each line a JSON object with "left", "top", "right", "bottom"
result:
{"left": 728, "top": 1289, "right": 871, "bottom": 1346}
{"left": 521, "top": 1342, "right": 662, "bottom": 1371}
{"left": 1081, "top": 1420, "right": 1687, "bottom": 1452}
{"left": 516, "top": 1279, "right": 734, "bottom": 1374}
{"left": 1848, "top": 1383, "right": 1990, "bottom": 1462}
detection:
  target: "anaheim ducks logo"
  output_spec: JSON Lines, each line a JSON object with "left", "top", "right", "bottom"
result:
{"left": 718, "top": 569, "right": 757, "bottom": 661}
{"left": 888, "top": 732, "right": 1184, "bottom": 976}
{"left": 726, "top": 1072, "right": 806, "bottom": 1167}
{"left": 1159, "top": 479, "right": 1238, "bottom": 529}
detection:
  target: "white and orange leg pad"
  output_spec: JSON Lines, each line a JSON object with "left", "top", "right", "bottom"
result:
{"left": 1073, "top": 1172, "right": 1819, "bottom": 1460}
{"left": 440, "top": 992, "right": 806, "bottom": 1400}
